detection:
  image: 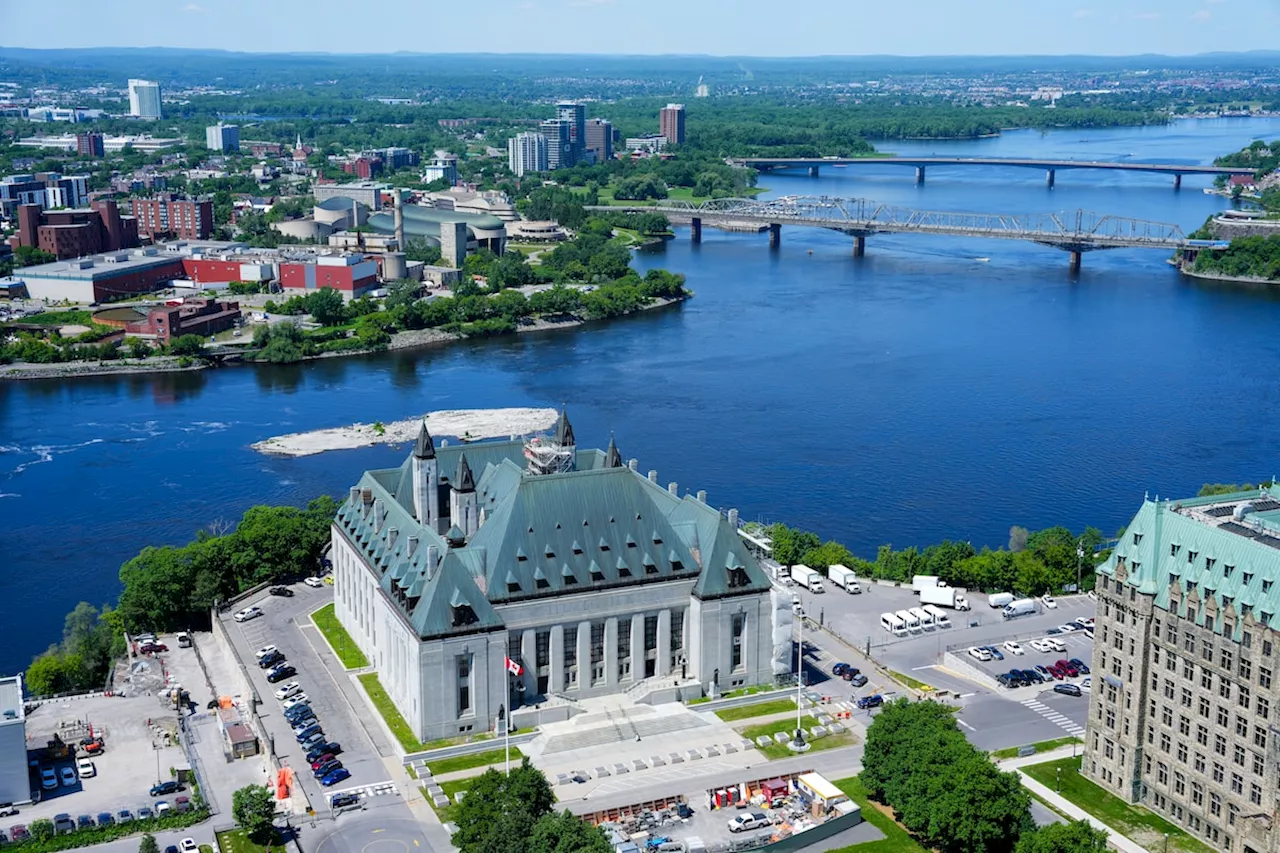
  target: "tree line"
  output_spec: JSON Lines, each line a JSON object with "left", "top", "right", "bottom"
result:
{"left": 763, "top": 520, "right": 1104, "bottom": 597}
{"left": 862, "top": 700, "right": 1107, "bottom": 853}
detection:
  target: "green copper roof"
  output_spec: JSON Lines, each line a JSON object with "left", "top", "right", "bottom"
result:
{"left": 1101, "top": 484, "right": 1280, "bottom": 637}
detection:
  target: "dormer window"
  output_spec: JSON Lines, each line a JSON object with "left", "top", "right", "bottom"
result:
{"left": 625, "top": 535, "right": 637, "bottom": 549}
{"left": 1224, "top": 565, "right": 1234, "bottom": 579}
{"left": 544, "top": 545, "right": 555, "bottom": 559}
{"left": 616, "top": 557, "right": 631, "bottom": 577}
{"left": 572, "top": 541, "right": 583, "bottom": 555}
{"left": 727, "top": 566, "right": 750, "bottom": 588}
{"left": 1206, "top": 558, "right": 1216, "bottom": 571}
{"left": 1188, "top": 551, "right": 1198, "bottom": 564}
{"left": 1171, "top": 544, "right": 1181, "bottom": 557}
{"left": 599, "top": 537, "right": 610, "bottom": 552}
{"left": 450, "top": 604, "right": 478, "bottom": 627}
{"left": 652, "top": 531, "right": 663, "bottom": 545}
{"left": 534, "top": 566, "right": 549, "bottom": 590}
{"left": 590, "top": 565, "right": 605, "bottom": 583}
{"left": 643, "top": 554, "right": 658, "bottom": 575}
{"left": 516, "top": 548, "right": 528, "bottom": 562}
{"left": 1133, "top": 533, "right": 1143, "bottom": 545}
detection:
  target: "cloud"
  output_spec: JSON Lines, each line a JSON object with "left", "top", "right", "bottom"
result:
{"left": 1073, "top": 9, "right": 1093, "bottom": 18}
{"left": 181, "top": 2, "right": 204, "bottom": 11}
{"left": 1130, "top": 11, "right": 1161, "bottom": 19}
{"left": 1190, "top": 9, "right": 1212, "bottom": 20}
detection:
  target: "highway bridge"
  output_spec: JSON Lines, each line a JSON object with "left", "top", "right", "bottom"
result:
{"left": 591, "top": 196, "right": 1230, "bottom": 270}
{"left": 726, "top": 156, "right": 1255, "bottom": 188}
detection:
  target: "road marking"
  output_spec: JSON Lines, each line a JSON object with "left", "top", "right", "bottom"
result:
{"left": 910, "top": 665, "right": 936, "bottom": 672}
{"left": 957, "top": 719, "right": 976, "bottom": 732}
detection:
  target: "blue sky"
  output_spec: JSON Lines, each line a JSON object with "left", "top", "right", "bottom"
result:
{"left": 4, "top": 0, "right": 1275, "bottom": 56}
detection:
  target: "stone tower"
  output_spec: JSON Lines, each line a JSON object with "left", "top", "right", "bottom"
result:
{"left": 411, "top": 420, "right": 439, "bottom": 531}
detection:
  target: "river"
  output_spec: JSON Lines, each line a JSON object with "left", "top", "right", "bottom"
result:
{"left": 3, "top": 118, "right": 1280, "bottom": 675}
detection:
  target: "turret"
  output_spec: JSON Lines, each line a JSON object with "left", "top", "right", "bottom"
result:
{"left": 449, "top": 453, "right": 479, "bottom": 538}
{"left": 411, "top": 420, "right": 439, "bottom": 530}
{"left": 605, "top": 434, "right": 623, "bottom": 468}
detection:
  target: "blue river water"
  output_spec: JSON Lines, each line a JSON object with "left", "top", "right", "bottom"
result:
{"left": 3, "top": 118, "right": 1280, "bottom": 675}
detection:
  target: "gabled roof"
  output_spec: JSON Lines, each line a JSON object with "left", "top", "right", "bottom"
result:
{"left": 555, "top": 410, "right": 576, "bottom": 447}
{"left": 413, "top": 421, "right": 435, "bottom": 460}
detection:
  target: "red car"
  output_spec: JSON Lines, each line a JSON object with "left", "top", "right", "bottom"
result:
{"left": 1055, "top": 659, "right": 1079, "bottom": 677}
{"left": 1046, "top": 665, "right": 1065, "bottom": 680}
{"left": 309, "top": 754, "right": 335, "bottom": 771}
{"left": 140, "top": 642, "right": 168, "bottom": 654}
{"left": 10, "top": 826, "right": 29, "bottom": 842}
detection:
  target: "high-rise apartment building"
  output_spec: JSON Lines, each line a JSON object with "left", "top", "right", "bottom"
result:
{"left": 75, "top": 132, "right": 104, "bottom": 158}
{"left": 128, "top": 79, "right": 163, "bottom": 120}
{"left": 205, "top": 123, "right": 240, "bottom": 153}
{"left": 129, "top": 194, "right": 215, "bottom": 240}
{"left": 585, "top": 119, "right": 613, "bottom": 164}
{"left": 1084, "top": 485, "right": 1280, "bottom": 853}
{"left": 0, "top": 173, "right": 89, "bottom": 216}
{"left": 556, "top": 101, "right": 586, "bottom": 165}
{"left": 660, "top": 103, "right": 686, "bottom": 146}
{"left": 540, "top": 120, "right": 573, "bottom": 170}
{"left": 508, "top": 132, "right": 548, "bottom": 177}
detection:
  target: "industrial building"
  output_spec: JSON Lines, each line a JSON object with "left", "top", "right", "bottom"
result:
{"left": 1084, "top": 485, "right": 1280, "bottom": 853}
{"left": 331, "top": 414, "right": 780, "bottom": 742}
{"left": 13, "top": 134, "right": 183, "bottom": 154}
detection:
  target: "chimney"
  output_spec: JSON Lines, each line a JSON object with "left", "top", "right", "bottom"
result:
{"left": 426, "top": 546, "right": 440, "bottom": 580}
{"left": 393, "top": 191, "right": 405, "bottom": 250}
{"left": 668, "top": 482, "right": 678, "bottom": 495}
{"left": 648, "top": 470, "right": 658, "bottom": 483}
{"left": 374, "top": 499, "right": 385, "bottom": 533}
{"left": 407, "top": 535, "right": 419, "bottom": 558}
{"left": 387, "top": 526, "right": 399, "bottom": 549}
{"left": 628, "top": 459, "right": 638, "bottom": 471}
{"left": 697, "top": 490, "right": 707, "bottom": 503}
{"left": 349, "top": 486, "right": 360, "bottom": 505}
{"left": 728, "top": 509, "right": 740, "bottom": 528}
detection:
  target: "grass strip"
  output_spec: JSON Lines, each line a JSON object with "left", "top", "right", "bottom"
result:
{"left": 829, "top": 776, "right": 927, "bottom": 852}
{"left": 358, "top": 672, "right": 423, "bottom": 753}
{"left": 426, "top": 747, "right": 523, "bottom": 776}
{"left": 311, "top": 603, "right": 369, "bottom": 669}
{"left": 991, "top": 736, "right": 1081, "bottom": 760}
{"left": 714, "top": 697, "right": 798, "bottom": 722}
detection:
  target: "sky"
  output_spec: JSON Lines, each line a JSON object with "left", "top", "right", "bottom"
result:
{"left": 3, "top": 0, "right": 1277, "bottom": 56}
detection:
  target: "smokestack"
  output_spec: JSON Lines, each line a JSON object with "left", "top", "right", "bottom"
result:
{"left": 353, "top": 200, "right": 364, "bottom": 252}
{"left": 393, "top": 191, "right": 405, "bottom": 250}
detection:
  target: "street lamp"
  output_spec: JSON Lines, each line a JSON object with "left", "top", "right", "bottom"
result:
{"left": 1163, "top": 833, "right": 1169, "bottom": 853}
{"left": 1077, "top": 540, "right": 1085, "bottom": 594}
{"left": 1056, "top": 767, "right": 1061, "bottom": 793}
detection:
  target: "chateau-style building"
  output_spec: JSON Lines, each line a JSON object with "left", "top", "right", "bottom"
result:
{"left": 330, "top": 413, "right": 779, "bottom": 742}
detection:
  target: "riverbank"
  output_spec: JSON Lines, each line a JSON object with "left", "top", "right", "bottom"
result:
{"left": 1180, "top": 267, "right": 1278, "bottom": 285}
{"left": 0, "top": 294, "right": 688, "bottom": 381}
{"left": 251, "top": 407, "right": 560, "bottom": 456}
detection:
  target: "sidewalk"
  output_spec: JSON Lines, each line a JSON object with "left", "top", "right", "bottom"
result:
{"left": 1002, "top": 747, "right": 1147, "bottom": 853}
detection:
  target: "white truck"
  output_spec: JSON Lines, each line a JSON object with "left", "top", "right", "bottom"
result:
{"left": 912, "top": 575, "right": 946, "bottom": 594}
{"left": 920, "top": 586, "right": 971, "bottom": 610}
{"left": 773, "top": 564, "right": 794, "bottom": 585}
{"left": 988, "top": 592, "right": 1015, "bottom": 609}
{"left": 827, "top": 564, "right": 861, "bottom": 594}
{"left": 1002, "top": 598, "right": 1037, "bottom": 619}
{"left": 790, "top": 565, "right": 825, "bottom": 593}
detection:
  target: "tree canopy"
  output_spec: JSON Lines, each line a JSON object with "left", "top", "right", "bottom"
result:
{"left": 231, "top": 785, "right": 277, "bottom": 842}
{"left": 451, "top": 760, "right": 609, "bottom": 853}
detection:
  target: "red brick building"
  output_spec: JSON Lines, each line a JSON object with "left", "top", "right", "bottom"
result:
{"left": 342, "top": 157, "right": 383, "bottom": 179}
{"left": 76, "top": 132, "right": 105, "bottom": 157}
{"left": 10, "top": 200, "right": 139, "bottom": 260}
{"left": 125, "top": 298, "right": 242, "bottom": 344}
{"left": 130, "top": 195, "right": 215, "bottom": 240}
{"left": 279, "top": 254, "right": 379, "bottom": 299}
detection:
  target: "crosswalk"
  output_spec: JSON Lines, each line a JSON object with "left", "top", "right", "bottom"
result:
{"left": 1020, "top": 698, "right": 1086, "bottom": 737}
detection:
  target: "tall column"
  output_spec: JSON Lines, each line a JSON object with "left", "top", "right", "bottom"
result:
{"left": 630, "top": 615, "right": 645, "bottom": 683}
{"left": 549, "top": 625, "right": 564, "bottom": 694}
{"left": 604, "top": 617, "right": 618, "bottom": 687}
{"left": 521, "top": 629, "right": 536, "bottom": 700}
{"left": 768, "top": 223, "right": 781, "bottom": 249}
{"left": 1174, "top": 174, "right": 1182, "bottom": 191}
{"left": 657, "top": 609, "right": 672, "bottom": 677}
{"left": 853, "top": 235, "right": 865, "bottom": 257}
{"left": 808, "top": 165, "right": 819, "bottom": 178}
{"left": 1046, "top": 169, "right": 1055, "bottom": 188}
{"left": 1069, "top": 251, "right": 1082, "bottom": 273}
{"left": 576, "top": 621, "right": 591, "bottom": 691}
{"left": 690, "top": 217, "right": 702, "bottom": 243}
{"left": 915, "top": 166, "right": 926, "bottom": 185}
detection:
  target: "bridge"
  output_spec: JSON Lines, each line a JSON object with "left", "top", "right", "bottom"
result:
{"left": 591, "top": 196, "right": 1230, "bottom": 270}
{"left": 726, "top": 156, "right": 1255, "bottom": 189}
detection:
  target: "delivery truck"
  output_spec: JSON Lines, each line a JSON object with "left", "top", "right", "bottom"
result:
{"left": 1002, "top": 598, "right": 1037, "bottom": 619}
{"left": 911, "top": 575, "right": 946, "bottom": 594}
{"left": 790, "top": 565, "right": 825, "bottom": 592}
{"left": 988, "top": 592, "right": 1015, "bottom": 609}
{"left": 920, "top": 586, "right": 971, "bottom": 610}
{"left": 827, "top": 564, "right": 861, "bottom": 593}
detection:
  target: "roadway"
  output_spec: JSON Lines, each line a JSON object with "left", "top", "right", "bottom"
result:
{"left": 730, "top": 155, "right": 1254, "bottom": 178}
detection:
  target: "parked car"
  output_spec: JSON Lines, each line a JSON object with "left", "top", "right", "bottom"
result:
{"left": 233, "top": 606, "right": 263, "bottom": 623}
{"left": 856, "top": 694, "right": 884, "bottom": 709}
{"left": 832, "top": 663, "right": 850, "bottom": 676}
{"left": 320, "top": 768, "right": 351, "bottom": 787}
{"left": 310, "top": 754, "right": 336, "bottom": 771}
{"left": 116, "top": 810, "right": 134, "bottom": 824}
{"left": 304, "top": 577, "right": 325, "bottom": 588}
{"left": 285, "top": 710, "right": 314, "bottom": 726}
{"left": 1080, "top": 677, "right": 1092, "bottom": 692}
{"left": 1044, "top": 627, "right": 1063, "bottom": 635}
{"left": 267, "top": 665, "right": 297, "bottom": 683}
{"left": 258, "top": 651, "right": 285, "bottom": 669}
{"left": 150, "top": 781, "right": 182, "bottom": 797}
{"left": 180, "top": 838, "right": 198, "bottom": 853}
{"left": 1044, "top": 638, "right": 1067, "bottom": 653}
{"left": 330, "top": 793, "right": 360, "bottom": 809}
{"left": 96, "top": 813, "right": 114, "bottom": 827}
{"left": 1040, "top": 594, "right": 1057, "bottom": 609}
{"left": 841, "top": 668, "right": 860, "bottom": 681}
{"left": 293, "top": 719, "right": 323, "bottom": 737}
{"left": 53, "top": 814, "right": 74, "bottom": 835}
{"left": 155, "top": 801, "right": 171, "bottom": 815}
{"left": 140, "top": 642, "right": 169, "bottom": 654}
{"left": 1069, "top": 658, "right": 1091, "bottom": 674}
{"left": 967, "top": 647, "right": 992, "bottom": 662}
{"left": 1054, "top": 683, "right": 1083, "bottom": 697}
{"left": 174, "top": 797, "right": 192, "bottom": 813}
{"left": 296, "top": 726, "right": 325, "bottom": 744}
{"left": 166, "top": 846, "right": 180, "bottom": 853}
{"left": 985, "top": 646, "right": 1005, "bottom": 661}
{"left": 1029, "top": 639, "right": 1052, "bottom": 653}
{"left": 1021, "top": 669, "right": 1045, "bottom": 684}
{"left": 269, "top": 586, "right": 295, "bottom": 597}
{"left": 1035, "top": 665, "right": 1053, "bottom": 679}
{"left": 136, "top": 807, "right": 154, "bottom": 821}
{"left": 40, "top": 768, "right": 57, "bottom": 790}
{"left": 77, "top": 759, "right": 95, "bottom": 778}
{"left": 0, "top": 805, "right": 16, "bottom": 819}
{"left": 9, "top": 826, "right": 29, "bottom": 842}
{"left": 312, "top": 760, "right": 342, "bottom": 778}
{"left": 1058, "top": 624, "right": 1080, "bottom": 633}
{"left": 307, "top": 742, "right": 342, "bottom": 762}
{"left": 850, "top": 673, "right": 868, "bottom": 687}
{"left": 1055, "top": 660, "right": 1080, "bottom": 677}
{"left": 1003, "top": 641, "right": 1025, "bottom": 656}
{"left": 76, "top": 815, "right": 94, "bottom": 830}
{"left": 255, "top": 645, "right": 278, "bottom": 659}
{"left": 275, "top": 682, "right": 303, "bottom": 701}
{"left": 282, "top": 694, "right": 310, "bottom": 710}
{"left": 727, "top": 812, "right": 770, "bottom": 833}
{"left": 59, "top": 766, "right": 77, "bottom": 787}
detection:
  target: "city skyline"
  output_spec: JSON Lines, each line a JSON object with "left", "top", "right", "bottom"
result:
{"left": 3, "top": 0, "right": 1273, "bottom": 57}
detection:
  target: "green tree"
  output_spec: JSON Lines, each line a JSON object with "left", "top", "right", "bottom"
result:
{"left": 404, "top": 237, "right": 443, "bottom": 265}
{"left": 24, "top": 649, "right": 87, "bottom": 696}
{"left": 451, "top": 760, "right": 556, "bottom": 853}
{"left": 169, "top": 335, "right": 208, "bottom": 357}
{"left": 527, "top": 810, "right": 612, "bottom": 853}
{"left": 29, "top": 820, "right": 54, "bottom": 842}
{"left": 1015, "top": 821, "right": 1109, "bottom": 853}
{"left": 766, "top": 523, "right": 821, "bottom": 567}
{"left": 139, "top": 833, "right": 160, "bottom": 853}
{"left": 14, "top": 245, "right": 56, "bottom": 268}
{"left": 232, "top": 784, "right": 277, "bottom": 842}
{"left": 303, "top": 287, "right": 346, "bottom": 326}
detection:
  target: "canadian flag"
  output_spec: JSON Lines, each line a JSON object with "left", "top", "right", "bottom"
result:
{"left": 505, "top": 657, "right": 523, "bottom": 676}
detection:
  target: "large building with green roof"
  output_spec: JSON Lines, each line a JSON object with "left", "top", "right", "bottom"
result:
{"left": 1084, "top": 484, "right": 1280, "bottom": 853}
{"left": 330, "top": 412, "right": 780, "bottom": 742}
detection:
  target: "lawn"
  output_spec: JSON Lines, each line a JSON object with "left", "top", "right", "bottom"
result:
{"left": 216, "top": 829, "right": 289, "bottom": 853}
{"left": 358, "top": 672, "right": 426, "bottom": 753}
{"left": 737, "top": 715, "right": 857, "bottom": 760}
{"left": 311, "top": 603, "right": 369, "bottom": 669}
{"left": 829, "top": 776, "right": 927, "bottom": 852}
{"left": 885, "top": 670, "right": 933, "bottom": 692}
{"left": 24, "top": 309, "right": 95, "bottom": 325}
{"left": 1021, "top": 757, "right": 1214, "bottom": 853}
{"left": 593, "top": 184, "right": 767, "bottom": 207}
{"left": 426, "top": 746, "right": 523, "bottom": 776}
{"left": 688, "top": 684, "right": 773, "bottom": 705}
{"left": 714, "top": 697, "right": 798, "bottom": 722}
{"left": 423, "top": 776, "right": 481, "bottom": 823}
{"left": 991, "top": 736, "right": 1081, "bottom": 760}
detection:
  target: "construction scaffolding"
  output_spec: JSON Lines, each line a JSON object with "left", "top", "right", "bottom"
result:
{"left": 523, "top": 436, "right": 573, "bottom": 476}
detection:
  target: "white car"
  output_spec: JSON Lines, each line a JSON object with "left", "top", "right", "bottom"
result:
{"left": 1087, "top": 590, "right": 1097, "bottom": 601}
{"left": 1080, "top": 676, "right": 1092, "bottom": 692}
{"left": 77, "top": 758, "right": 95, "bottom": 779}
{"left": 1028, "top": 639, "right": 1049, "bottom": 653}
{"left": 304, "top": 577, "right": 324, "bottom": 588}
{"left": 234, "top": 606, "right": 263, "bottom": 623}
{"left": 1040, "top": 594, "right": 1057, "bottom": 609}
{"left": 274, "top": 682, "right": 303, "bottom": 701}
{"left": 255, "top": 645, "right": 278, "bottom": 659}
{"left": 1003, "top": 641, "right": 1025, "bottom": 656}
{"left": 60, "top": 766, "right": 77, "bottom": 787}
{"left": 1080, "top": 617, "right": 1095, "bottom": 627}
{"left": 180, "top": 839, "right": 198, "bottom": 853}
{"left": 968, "top": 646, "right": 993, "bottom": 662}
{"left": 1046, "top": 638, "right": 1067, "bottom": 653}
{"left": 1058, "top": 623, "right": 1079, "bottom": 633}
{"left": 282, "top": 694, "right": 310, "bottom": 710}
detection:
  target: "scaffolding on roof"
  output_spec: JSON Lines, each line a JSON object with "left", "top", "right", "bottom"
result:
{"left": 524, "top": 435, "right": 573, "bottom": 476}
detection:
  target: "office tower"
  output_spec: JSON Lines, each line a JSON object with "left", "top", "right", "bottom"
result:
{"left": 75, "top": 132, "right": 104, "bottom": 158}
{"left": 540, "top": 120, "right": 573, "bottom": 170}
{"left": 585, "top": 119, "right": 613, "bottom": 164}
{"left": 128, "top": 79, "right": 162, "bottom": 119}
{"left": 204, "top": 123, "right": 240, "bottom": 153}
{"left": 508, "top": 132, "right": 549, "bottom": 177}
{"left": 555, "top": 101, "right": 586, "bottom": 165}
{"left": 660, "top": 103, "right": 686, "bottom": 146}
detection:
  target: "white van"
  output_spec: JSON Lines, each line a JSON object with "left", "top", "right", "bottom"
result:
{"left": 880, "top": 612, "right": 907, "bottom": 636}
{"left": 895, "top": 609, "right": 921, "bottom": 633}
{"left": 909, "top": 606, "right": 934, "bottom": 629}
{"left": 922, "top": 604, "right": 951, "bottom": 628}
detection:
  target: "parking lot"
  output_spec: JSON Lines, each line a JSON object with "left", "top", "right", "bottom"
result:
{"left": 219, "top": 579, "right": 396, "bottom": 811}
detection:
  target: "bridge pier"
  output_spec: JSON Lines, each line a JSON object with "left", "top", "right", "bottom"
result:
{"left": 1046, "top": 169, "right": 1055, "bottom": 189}
{"left": 690, "top": 217, "right": 702, "bottom": 243}
{"left": 853, "top": 235, "right": 866, "bottom": 257}
{"left": 915, "top": 166, "right": 926, "bottom": 185}
{"left": 1174, "top": 174, "right": 1182, "bottom": 191}
{"left": 808, "top": 166, "right": 819, "bottom": 178}
{"left": 768, "top": 223, "right": 781, "bottom": 249}
{"left": 1069, "top": 251, "right": 1082, "bottom": 273}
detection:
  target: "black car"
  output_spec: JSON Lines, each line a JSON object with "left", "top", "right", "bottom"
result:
{"left": 149, "top": 781, "right": 181, "bottom": 797}
{"left": 269, "top": 586, "right": 295, "bottom": 597}
{"left": 267, "top": 665, "right": 297, "bottom": 683}
{"left": 284, "top": 704, "right": 312, "bottom": 721}
{"left": 1021, "top": 669, "right": 1045, "bottom": 684}
{"left": 258, "top": 651, "right": 285, "bottom": 669}
{"left": 1053, "top": 683, "right": 1083, "bottom": 697}
{"left": 832, "top": 663, "right": 850, "bottom": 676}
{"left": 1069, "top": 658, "right": 1091, "bottom": 674}
{"left": 856, "top": 694, "right": 884, "bottom": 709}
{"left": 330, "top": 792, "right": 360, "bottom": 809}
{"left": 308, "top": 742, "right": 342, "bottom": 762}
{"left": 841, "top": 667, "right": 860, "bottom": 681}
{"left": 312, "top": 760, "right": 342, "bottom": 778}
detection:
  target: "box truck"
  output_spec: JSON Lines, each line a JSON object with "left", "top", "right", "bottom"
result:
{"left": 911, "top": 575, "right": 946, "bottom": 594}
{"left": 988, "top": 592, "right": 1015, "bottom": 609}
{"left": 827, "top": 564, "right": 861, "bottom": 593}
{"left": 773, "top": 565, "right": 794, "bottom": 585}
{"left": 790, "top": 565, "right": 825, "bottom": 592}
{"left": 920, "top": 586, "right": 971, "bottom": 610}
{"left": 1002, "top": 598, "right": 1037, "bottom": 619}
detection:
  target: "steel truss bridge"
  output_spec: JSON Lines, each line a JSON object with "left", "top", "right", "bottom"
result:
{"left": 590, "top": 196, "right": 1226, "bottom": 269}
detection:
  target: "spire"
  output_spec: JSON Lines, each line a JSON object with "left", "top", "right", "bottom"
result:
{"left": 454, "top": 453, "right": 475, "bottom": 492}
{"left": 413, "top": 420, "right": 435, "bottom": 459}
{"left": 555, "top": 408, "right": 575, "bottom": 448}
{"left": 605, "top": 434, "right": 622, "bottom": 468}
{"left": 296, "top": 133, "right": 303, "bottom": 150}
